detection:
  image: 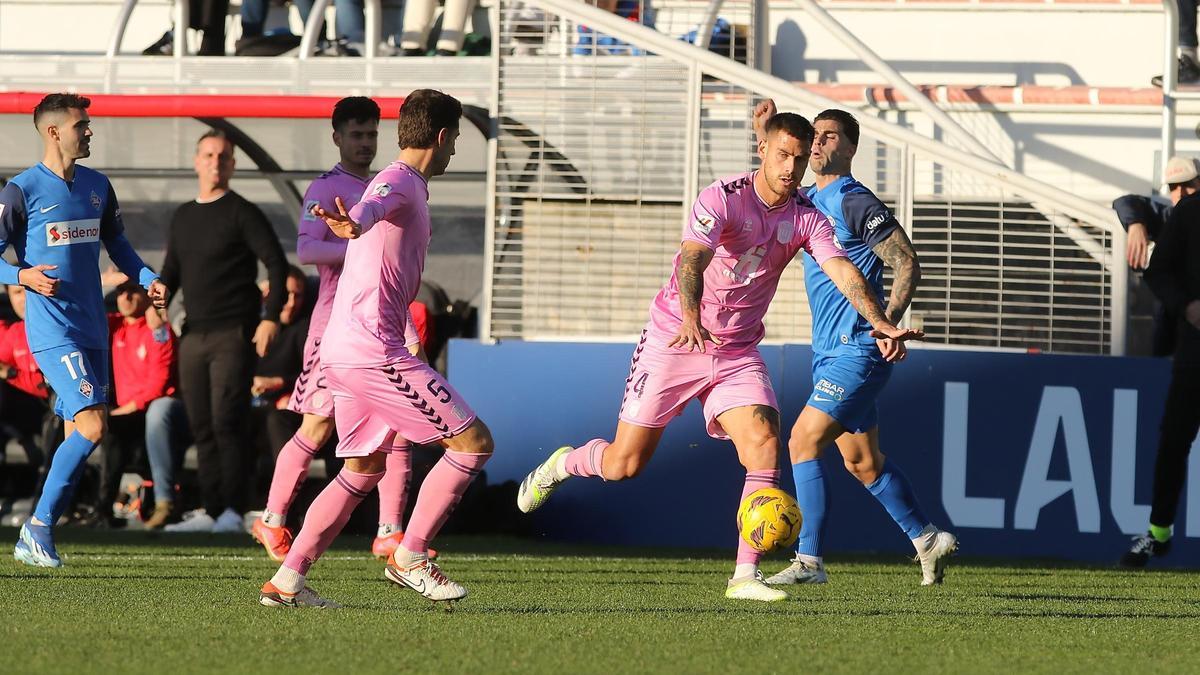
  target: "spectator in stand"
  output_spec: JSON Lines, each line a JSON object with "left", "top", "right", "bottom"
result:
{"left": 160, "top": 128, "right": 289, "bottom": 534}
{"left": 0, "top": 285, "right": 52, "bottom": 464}
{"left": 572, "top": 0, "right": 651, "bottom": 56}
{"left": 1154, "top": 1, "right": 1200, "bottom": 87}
{"left": 1112, "top": 157, "right": 1199, "bottom": 356}
{"left": 1119, "top": 155, "right": 1200, "bottom": 568}
{"left": 239, "top": 0, "right": 366, "bottom": 55}
{"left": 400, "top": 0, "right": 478, "bottom": 56}
{"left": 142, "top": 0, "right": 231, "bottom": 56}
{"left": 96, "top": 281, "right": 189, "bottom": 530}
{"left": 250, "top": 267, "right": 312, "bottom": 457}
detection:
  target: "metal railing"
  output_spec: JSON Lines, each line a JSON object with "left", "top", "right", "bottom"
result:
{"left": 485, "top": 0, "right": 1127, "bottom": 355}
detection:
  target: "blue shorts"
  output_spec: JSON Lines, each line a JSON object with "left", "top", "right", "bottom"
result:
{"left": 33, "top": 345, "right": 110, "bottom": 420}
{"left": 806, "top": 354, "right": 891, "bottom": 434}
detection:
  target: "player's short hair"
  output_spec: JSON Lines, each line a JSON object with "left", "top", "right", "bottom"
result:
{"left": 33, "top": 93, "right": 91, "bottom": 129}
{"left": 396, "top": 89, "right": 462, "bottom": 150}
{"left": 196, "top": 128, "right": 233, "bottom": 151}
{"left": 815, "top": 109, "right": 860, "bottom": 146}
{"left": 764, "top": 112, "right": 815, "bottom": 145}
{"left": 332, "top": 96, "right": 381, "bottom": 132}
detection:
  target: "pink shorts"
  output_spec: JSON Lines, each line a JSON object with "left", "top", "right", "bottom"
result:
{"left": 288, "top": 334, "right": 335, "bottom": 418}
{"left": 618, "top": 332, "right": 778, "bottom": 440}
{"left": 324, "top": 358, "right": 477, "bottom": 457}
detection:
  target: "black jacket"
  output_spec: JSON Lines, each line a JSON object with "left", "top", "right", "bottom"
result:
{"left": 1146, "top": 192, "right": 1200, "bottom": 366}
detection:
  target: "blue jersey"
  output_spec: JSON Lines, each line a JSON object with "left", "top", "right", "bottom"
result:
{"left": 802, "top": 175, "right": 900, "bottom": 360}
{"left": 0, "top": 163, "right": 157, "bottom": 353}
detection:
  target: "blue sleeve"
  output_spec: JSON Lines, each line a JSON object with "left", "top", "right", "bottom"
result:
{"left": 100, "top": 183, "right": 158, "bottom": 288}
{"left": 0, "top": 182, "right": 27, "bottom": 286}
{"left": 1112, "top": 194, "right": 1169, "bottom": 239}
{"left": 841, "top": 189, "right": 899, "bottom": 248}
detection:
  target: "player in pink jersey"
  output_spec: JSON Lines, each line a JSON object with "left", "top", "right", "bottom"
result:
{"left": 250, "top": 97, "right": 438, "bottom": 565}
{"left": 260, "top": 89, "right": 492, "bottom": 608}
{"left": 516, "top": 112, "right": 923, "bottom": 602}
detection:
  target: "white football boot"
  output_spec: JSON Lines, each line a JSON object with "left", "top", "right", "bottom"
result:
{"left": 913, "top": 525, "right": 958, "bottom": 586}
{"left": 725, "top": 571, "right": 789, "bottom": 602}
{"left": 386, "top": 556, "right": 468, "bottom": 603}
{"left": 765, "top": 556, "right": 828, "bottom": 585}
{"left": 516, "top": 446, "right": 571, "bottom": 513}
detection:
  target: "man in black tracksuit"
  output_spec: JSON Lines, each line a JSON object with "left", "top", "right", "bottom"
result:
{"left": 1120, "top": 156, "right": 1200, "bottom": 567}
{"left": 159, "top": 129, "right": 288, "bottom": 533}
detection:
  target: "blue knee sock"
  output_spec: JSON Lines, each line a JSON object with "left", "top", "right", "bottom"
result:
{"left": 865, "top": 460, "right": 929, "bottom": 540}
{"left": 792, "top": 458, "right": 829, "bottom": 557}
{"left": 34, "top": 431, "right": 99, "bottom": 525}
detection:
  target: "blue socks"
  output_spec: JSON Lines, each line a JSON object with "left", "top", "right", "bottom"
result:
{"left": 866, "top": 460, "right": 929, "bottom": 540}
{"left": 791, "top": 458, "right": 829, "bottom": 557}
{"left": 34, "top": 431, "right": 99, "bottom": 525}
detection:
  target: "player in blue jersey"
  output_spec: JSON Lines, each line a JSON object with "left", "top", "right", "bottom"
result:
{"left": 753, "top": 101, "right": 957, "bottom": 586}
{"left": 0, "top": 94, "right": 167, "bottom": 567}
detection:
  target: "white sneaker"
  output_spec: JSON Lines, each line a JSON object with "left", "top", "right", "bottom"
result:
{"left": 725, "top": 571, "right": 789, "bottom": 602}
{"left": 259, "top": 581, "right": 343, "bottom": 608}
{"left": 913, "top": 526, "right": 958, "bottom": 586}
{"left": 212, "top": 508, "right": 245, "bottom": 533}
{"left": 385, "top": 557, "right": 468, "bottom": 602}
{"left": 163, "top": 509, "right": 215, "bottom": 533}
{"left": 516, "top": 446, "right": 572, "bottom": 513}
{"left": 764, "top": 556, "right": 828, "bottom": 585}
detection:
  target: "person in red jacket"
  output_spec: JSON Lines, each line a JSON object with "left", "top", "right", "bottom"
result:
{"left": 98, "top": 280, "right": 189, "bottom": 529}
{"left": 0, "top": 284, "right": 52, "bottom": 471}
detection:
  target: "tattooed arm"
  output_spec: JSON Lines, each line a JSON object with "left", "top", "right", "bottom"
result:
{"left": 667, "top": 242, "right": 722, "bottom": 352}
{"left": 820, "top": 256, "right": 924, "bottom": 343}
{"left": 871, "top": 227, "right": 921, "bottom": 324}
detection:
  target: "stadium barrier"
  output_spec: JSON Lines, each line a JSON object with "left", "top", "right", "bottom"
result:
{"left": 450, "top": 338, "right": 1199, "bottom": 565}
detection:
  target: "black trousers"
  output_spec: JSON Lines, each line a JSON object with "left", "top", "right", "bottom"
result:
{"left": 1183, "top": 0, "right": 1199, "bottom": 49}
{"left": 188, "top": 0, "right": 230, "bottom": 55}
{"left": 1150, "top": 365, "right": 1200, "bottom": 526}
{"left": 179, "top": 324, "right": 255, "bottom": 516}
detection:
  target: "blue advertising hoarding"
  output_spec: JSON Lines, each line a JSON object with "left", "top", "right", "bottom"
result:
{"left": 449, "top": 339, "right": 1198, "bottom": 565}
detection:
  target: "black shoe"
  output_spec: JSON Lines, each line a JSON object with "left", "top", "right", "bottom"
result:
{"left": 1119, "top": 533, "right": 1171, "bottom": 568}
{"left": 1152, "top": 54, "right": 1200, "bottom": 87}
{"left": 142, "top": 29, "right": 174, "bottom": 56}
{"left": 402, "top": 47, "right": 426, "bottom": 57}
{"left": 435, "top": 48, "right": 458, "bottom": 57}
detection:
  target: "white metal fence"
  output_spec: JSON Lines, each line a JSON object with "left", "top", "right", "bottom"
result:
{"left": 486, "top": 0, "right": 1124, "bottom": 354}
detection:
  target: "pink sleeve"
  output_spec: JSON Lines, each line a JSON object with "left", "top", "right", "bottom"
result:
{"left": 348, "top": 179, "right": 409, "bottom": 232}
{"left": 680, "top": 185, "right": 729, "bottom": 249}
{"left": 296, "top": 183, "right": 348, "bottom": 265}
{"left": 803, "top": 211, "right": 847, "bottom": 266}
{"left": 403, "top": 310, "right": 421, "bottom": 348}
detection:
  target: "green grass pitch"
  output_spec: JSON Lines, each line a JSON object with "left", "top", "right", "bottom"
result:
{"left": 2, "top": 528, "right": 1198, "bottom": 674}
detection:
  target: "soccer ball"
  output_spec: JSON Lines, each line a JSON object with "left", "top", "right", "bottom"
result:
{"left": 737, "top": 488, "right": 802, "bottom": 553}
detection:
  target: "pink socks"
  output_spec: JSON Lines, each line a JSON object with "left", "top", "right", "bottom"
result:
{"left": 736, "top": 469, "right": 781, "bottom": 566}
{"left": 563, "top": 439, "right": 609, "bottom": 479}
{"left": 281, "top": 468, "right": 384, "bottom": 576}
{"left": 265, "top": 432, "right": 320, "bottom": 516}
{"left": 377, "top": 442, "right": 412, "bottom": 526}
{"left": 400, "top": 450, "right": 489, "bottom": 554}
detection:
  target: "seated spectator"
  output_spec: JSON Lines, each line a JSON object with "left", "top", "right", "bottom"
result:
{"left": 1154, "top": 0, "right": 1200, "bottom": 87}
{"left": 239, "top": 0, "right": 366, "bottom": 55}
{"left": 572, "top": 0, "right": 651, "bottom": 56}
{"left": 1112, "top": 156, "right": 1197, "bottom": 356}
{"left": 251, "top": 267, "right": 312, "bottom": 459}
{"left": 142, "top": 0, "right": 232, "bottom": 56}
{"left": 400, "top": 0, "right": 478, "bottom": 56}
{"left": 0, "top": 285, "right": 52, "bottom": 469}
{"left": 98, "top": 281, "right": 190, "bottom": 530}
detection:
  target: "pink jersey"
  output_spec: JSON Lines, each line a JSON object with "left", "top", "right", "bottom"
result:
{"left": 647, "top": 171, "right": 845, "bottom": 355}
{"left": 297, "top": 163, "right": 369, "bottom": 337}
{"left": 320, "top": 161, "right": 426, "bottom": 369}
